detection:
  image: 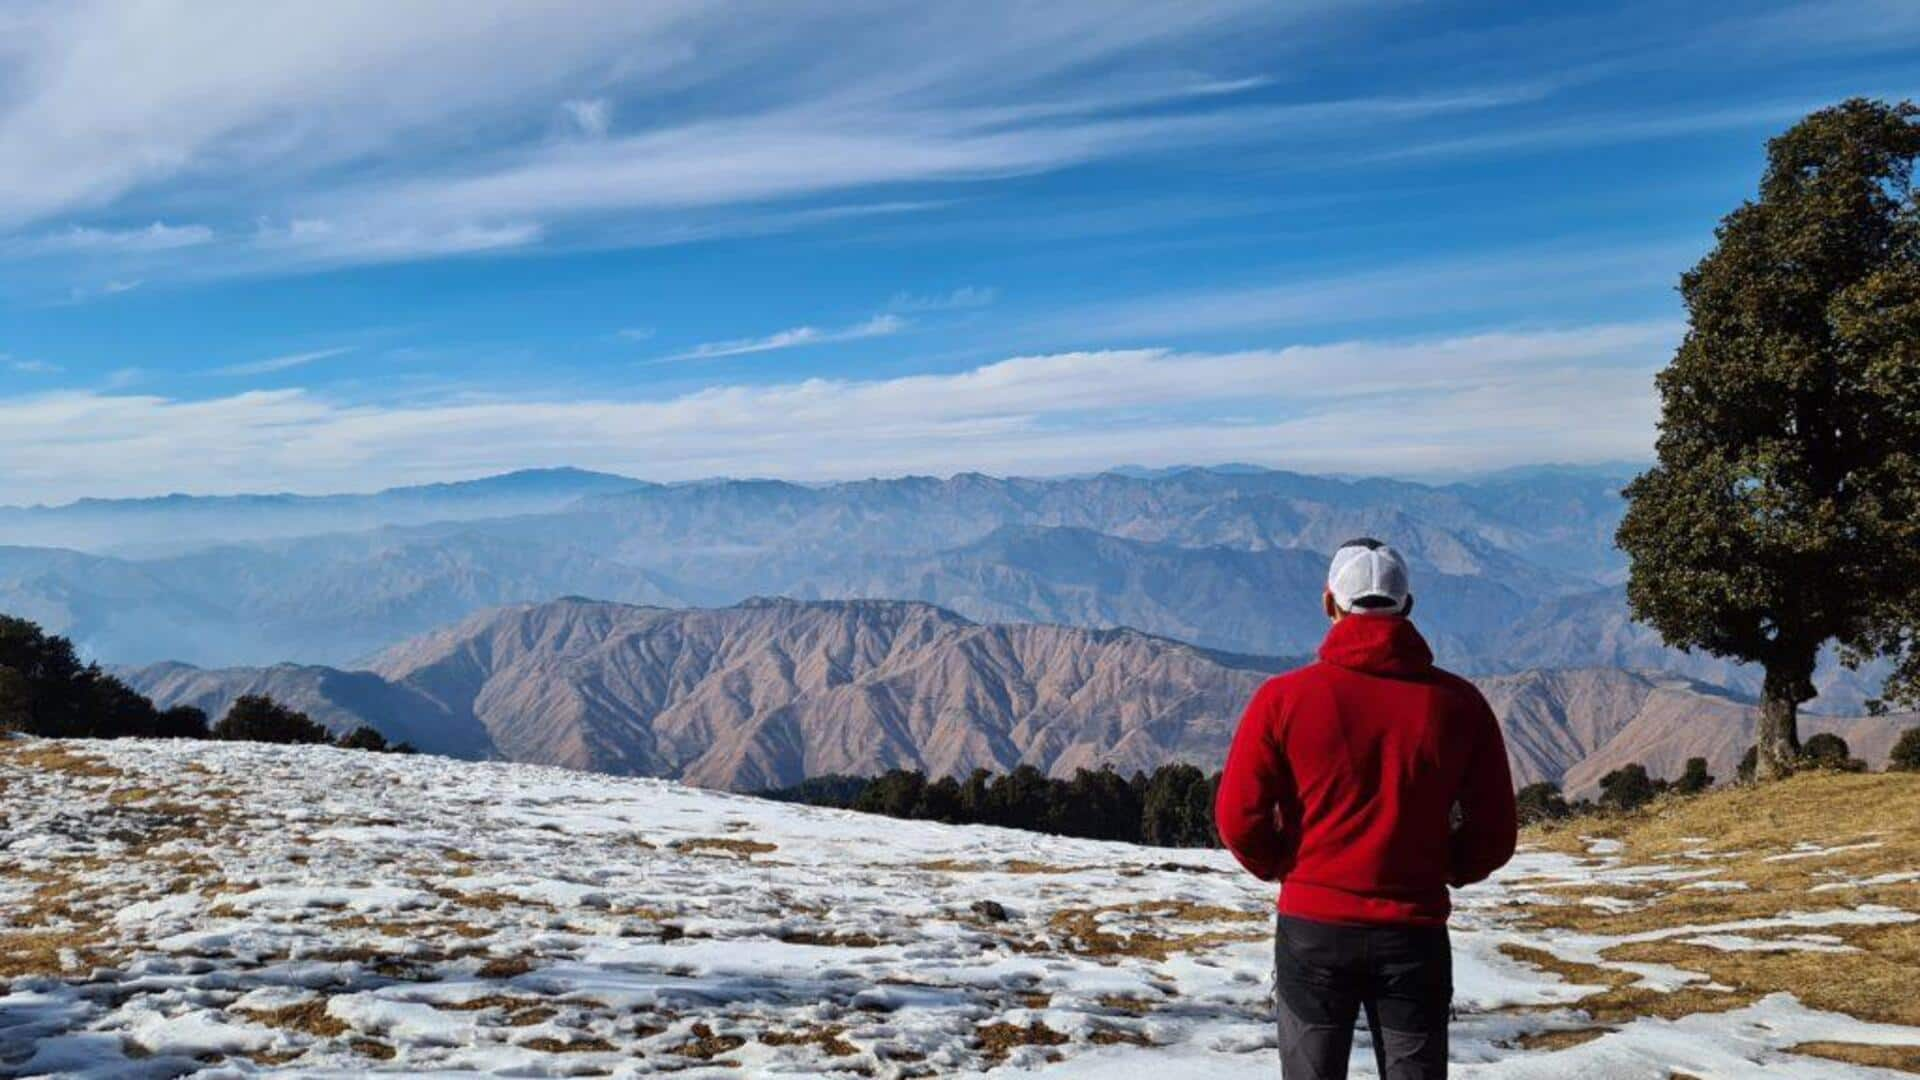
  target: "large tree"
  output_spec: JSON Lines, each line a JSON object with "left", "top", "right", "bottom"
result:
{"left": 1619, "top": 98, "right": 1920, "bottom": 780}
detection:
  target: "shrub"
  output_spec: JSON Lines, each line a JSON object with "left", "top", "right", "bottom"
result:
{"left": 1515, "top": 781, "right": 1571, "bottom": 825}
{"left": 1800, "top": 732, "right": 1866, "bottom": 772}
{"left": 1891, "top": 727, "right": 1920, "bottom": 772}
{"left": 212, "top": 695, "right": 331, "bottom": 745}
{"left": 1672, "top": 756, "right": 1715, "bottom": 795}
{"left": 337, "top": 725, "right": 389, "bottom": 752}
{"left": 1738, "top": 745, "right": 1759, "bottom": 784}
{"left": 1598, "top": 763, "right": 1659, "bottom": 813}
{"left": 154, "top": 705, "right": 210, "bottom": 740}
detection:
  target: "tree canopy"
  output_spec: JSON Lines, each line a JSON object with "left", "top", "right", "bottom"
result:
{"left": 1618, "top": 98, "right": 1920, "bottom": 779}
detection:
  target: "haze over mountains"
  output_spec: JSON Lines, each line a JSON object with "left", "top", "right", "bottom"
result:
{"left": 123, "top": 596, "right": 1911, "bottom": 797}
{"left": 0, "top": 463, "right": 1884, "bottom": 710}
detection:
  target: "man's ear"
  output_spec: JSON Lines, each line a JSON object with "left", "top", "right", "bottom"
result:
{"left": 1402, "top": 593, "right": 1415, "bottom": 618}
{"left": 1323, "top": 590, "right": 1339, "bottom": 621}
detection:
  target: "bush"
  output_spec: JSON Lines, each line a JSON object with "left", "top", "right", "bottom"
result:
{"left": 1738, "top": 745, "right": 1759, "bottom": 784}
{"left": 1515, "top": 781, "right": 1571, "bottom": 825}
{"left": 154, "top": 705, "right": 210, "bottom": 740}
{"left": 1598, "top": 763, "right": 1660, "bottom": 813}
{"left": 1672, "top": 756, "right": 1715, "bottom": 795}
{"left": 1801, "top": 732, "right": 1866, "bottom": 772}
{"left": 1891, "top": 727, "right": 1920, "bottom": 772}
{"left": 212, "top": 695, "right": 331, "bottom": 745}
{"left": 337, "top": 725, "right": 389, "bottom": 752}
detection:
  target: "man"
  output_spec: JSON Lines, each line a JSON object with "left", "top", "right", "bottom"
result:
{"left": 1215, "top": 537, "right": 1516, "bottom": 1080}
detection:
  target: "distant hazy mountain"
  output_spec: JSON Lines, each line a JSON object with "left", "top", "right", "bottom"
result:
{"left": 7, "top": 464, "right": 1895, "bottom": 711}
{"left": 127, "top": 598, "right": 1912, "bottom": 796}
{"left": 0, "top": 467, "right": 644, "bottom": 554}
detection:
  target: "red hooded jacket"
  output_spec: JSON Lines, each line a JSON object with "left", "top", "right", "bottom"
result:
{"left": 1215, "top": 614, "right": 1517, "bottom": 926}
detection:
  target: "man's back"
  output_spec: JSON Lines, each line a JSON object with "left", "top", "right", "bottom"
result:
{"left": 1219, "top": 539, "right": 1517, "bottom": 1080}
{"left": 1216, "top": 613, "right": 1516, "bottom": 925}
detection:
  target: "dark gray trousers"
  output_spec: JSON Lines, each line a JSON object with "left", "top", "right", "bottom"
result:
{"left": 1273, "top": 915, "right": 1452, "bottom": 1079}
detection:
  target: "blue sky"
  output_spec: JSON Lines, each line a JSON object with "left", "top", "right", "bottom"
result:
{"left": 0, "top": 0, "right": 1916, "bottom": 503}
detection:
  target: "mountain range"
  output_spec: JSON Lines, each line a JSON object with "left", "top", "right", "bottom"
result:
{"left": 1, "top": 464, "right": 1887, "bottom": 710}
{"left": 123, "top": 596, "right": 1912, "bottom": 798}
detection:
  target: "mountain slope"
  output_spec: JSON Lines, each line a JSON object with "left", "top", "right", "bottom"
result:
{"left": 364, "top": 596, "right": 1287, "bottom": 791}
{"left": 130, "top": 598, "right": 1914, "bottom": 796}
{"left": 121, "top": 661, "right": 490, "bottom": 760}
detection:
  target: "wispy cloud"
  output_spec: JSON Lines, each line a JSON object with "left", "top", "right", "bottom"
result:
{"left": 562, "top": 98, "right": 613, "bottom": 138}
{"left": 211, "top": 346, "right": 354, "bottom": 378}
{"left": 888, "top": 287, "right": 996, "bottom": 312}
{"left": 616, "top": 327, "right": 655, "bottom": 342}
{"left": 28, "top": 221, "right": 213, "bottom": 254}
{"left": 0, "top": 321, "right": 1674, "bottom": 502}
{"left": 659, "top": 314, "right": 908, "bottom": 362}
{"left": 5, "top": 356, "right": 61, "bottom": 374}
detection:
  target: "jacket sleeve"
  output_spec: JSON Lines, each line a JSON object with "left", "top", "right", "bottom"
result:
{"left": 1214, "top": 679, "right": 1292, "bottom": 881}
{"left": 1450, "top": 688, "right": 1518, "bottom": 887}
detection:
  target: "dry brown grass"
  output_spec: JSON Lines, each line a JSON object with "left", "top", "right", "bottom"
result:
{"left": 1602, "top": 921, "right": 1920, "bottom": 1025}
{"left": 237, "top": 999, "right": 349, "bottom": 1038}
{"left": 673, "top": 837, "right": 777, "bottom": 858}
{"left": 913, "top": 858, "right": 1087, "bottom": 875}
{"left": 670, "top": 1022, "right": 747, "bottom": 1060}
{"left": 350, "top": 1038, "right": 396, "bottom": 1060}
{"left": 1088, "top": 1027, "right": 1155, "bottom": 1047}
{"left": 0, "top": 742, "right": 122, "bottom": 778}
{"left": 760, "top": 1024, "right": 858, "bottom": 1057}
{"left": 779, "top": 929, "right": 884, "bottom": 948}
{"left": 476, "top": 955, "right": 535, "bottom": 979}
{"left": 1047, "top": 904, "right": 1265, "bottom": 962}
{"left": 0, "top": 927, "right": 115, "bottom": 978}
{"left": 1787, "top": 1041, "right": 1920, "bottom": 1072}
{"left": 976, "top": 1020, "right": 1068, "bottom": 1060}
{"left": 1505, "top": 772, "right": 1920, "bottom": 1029}
{"left": 521, "top": 1035, "right": 616, "bottom": 1053}
{"left": 1505, "top": 1026, "right": 1614, "bottom": 1051}
{"left": 1496, "top": 944, "right": 1758, "bottom": 1023}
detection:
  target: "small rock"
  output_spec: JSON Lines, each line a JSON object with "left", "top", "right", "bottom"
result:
{"left": 971, "top": 900, "right": 1010, "bottom": 922}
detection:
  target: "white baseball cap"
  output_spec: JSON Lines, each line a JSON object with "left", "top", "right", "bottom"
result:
{"left": 1327, "top": 537, "right": 1411, "bottom": 614}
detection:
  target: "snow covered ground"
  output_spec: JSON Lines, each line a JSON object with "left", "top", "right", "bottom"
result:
{"left": 2, "top": 737, "right": 1916, "bottom": 1077}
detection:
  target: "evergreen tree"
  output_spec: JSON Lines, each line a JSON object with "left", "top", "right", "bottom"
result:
{"left": 917, "top": 775, "right": 965, "bottom": 823}
{"left": 154, "top": 705, "right": 210, "bottom": 740}
{"left": 1890, "top": 726, "right": 1920, "bottom": 772}
{"left": 1673, "top": 756, "right": 1715, "bottom": 795}
{"left": 1618, "top": 99, "right": 1920, "bottom": 781}
{"left": 1515, "top": 781, "right": 1571, "bottom": 825}
{"left": 337, "top": 726, "right": 390, "bottom": 752}
{"left": 1598, "top": 763, "right": 1659, "bottom": 813}
{"left": 212, "top": 694, "right": 332, "bottom": 745}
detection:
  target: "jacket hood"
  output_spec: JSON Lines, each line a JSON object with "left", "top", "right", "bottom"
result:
{"left": 1316, "top": 614, "right": 1434, "bottom": 677}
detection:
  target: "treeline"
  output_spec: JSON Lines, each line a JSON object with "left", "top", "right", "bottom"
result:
{"left": 1519, "top": 730, "right": 1920, "bottom": 825}
{"left": 763, "top": 763, "right": 1221, "bottom": 847}
{"left": 0, "top": 614, "right": 410, "bottom": 753}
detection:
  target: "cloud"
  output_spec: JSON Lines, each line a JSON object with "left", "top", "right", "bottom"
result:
{"left": 1050, "top": 241, "right": 1700, "bottom": 341}
{"left": 888, "top": 287, "right": 996, "bottom": 312}
{"left": 0, "top": 321, "right": 1675, "bottom": 502}
{"left": 28, "top": 221, "right": 214, "bottom": 253}
{"left": 0, "top": 2, "right": 1518, "bottom": 273}
{"left": 5, "top": 356, "right": 61, "bottom": 374}
{"left": 616, "top": 327, "right": 656, "bottom": 342}
{"left": 659, "top": 313, "right": 907, "bottom": 362}
{"left": 210, "top": 346, "right": 354, "bottom": 377}
{"left": 562, "top": 98, "right": 612, "bottom": 138}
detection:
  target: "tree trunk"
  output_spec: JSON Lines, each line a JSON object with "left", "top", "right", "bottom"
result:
{"left": 1754, "top": 690, "right": 1800, "bottom": 781}
{"left": 1755, "top": 658, "right": 1813, "bottom": 782}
